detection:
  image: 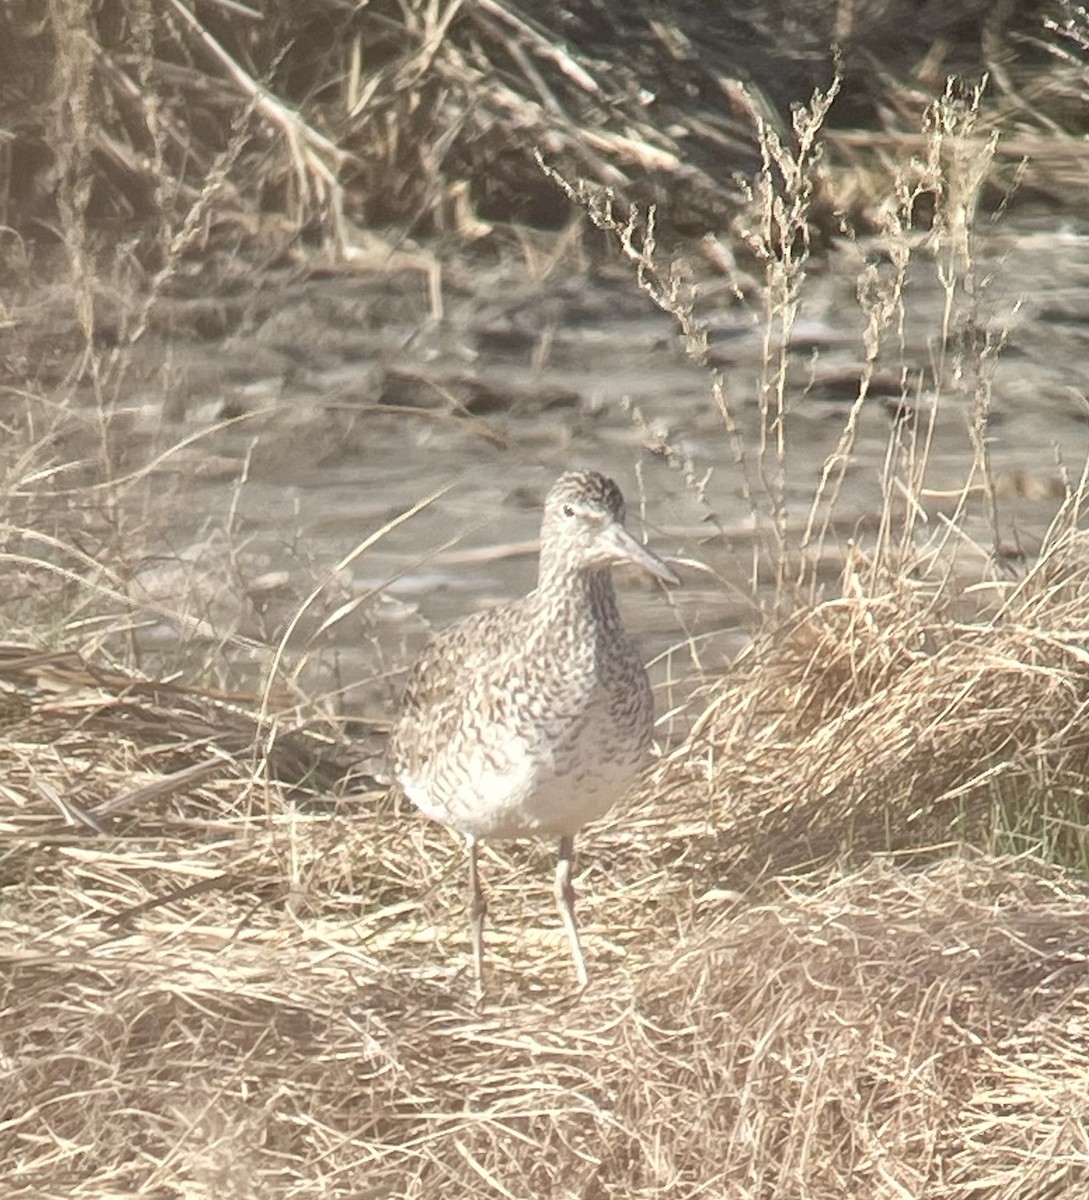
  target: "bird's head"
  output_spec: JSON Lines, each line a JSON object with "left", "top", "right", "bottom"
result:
{"left": 539, "top": 470, "right": 679, "bottom": 585}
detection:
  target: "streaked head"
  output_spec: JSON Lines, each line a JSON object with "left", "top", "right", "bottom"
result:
{"left": 539, "top": 470, "right": 679, "bottom": 585}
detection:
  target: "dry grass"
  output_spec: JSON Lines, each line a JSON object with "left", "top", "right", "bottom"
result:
{"left": 5, "top": 0, "right": 1089, "bottom": 277}
{"left": 6, "top": 6, "right": 1089, "bottom": 1197}
{"left": 7, "top": 459, "right": 1089, "bottom": 1196}
{"left": 4, "top": 485, "right": 1089, "bottom": 1194}
{"left": 651, "top": 533, "right": 1089, "bottom": 882}
{"left": 5, "top": 717, "right": 1089, "bottom": 1199}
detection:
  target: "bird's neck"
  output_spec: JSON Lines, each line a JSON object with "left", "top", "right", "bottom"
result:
{"left": 532, "top": 565, "right": 621, "bottom": 632}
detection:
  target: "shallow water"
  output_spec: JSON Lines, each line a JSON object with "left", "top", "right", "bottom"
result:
{"left": 21, "top": 218, "right": 1089, "bottom": 738}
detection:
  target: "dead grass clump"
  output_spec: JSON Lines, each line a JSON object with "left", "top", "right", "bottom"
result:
{"left": 0, "top": 643, "right": 365, "bottom": 837}
{"left": 623, "top": 856, "right": 1089, "bottom": 1198}
{"left": 658, "top": 536, "right": 1089, "bottom": 876}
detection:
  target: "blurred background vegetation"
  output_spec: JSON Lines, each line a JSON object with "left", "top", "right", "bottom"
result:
{"left": 4, "top": 0, "right": 1086, "bottom": 268}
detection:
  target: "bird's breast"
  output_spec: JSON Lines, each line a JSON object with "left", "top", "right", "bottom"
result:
{"left": 401, "top": 658, "right": 652, "bottom": 839}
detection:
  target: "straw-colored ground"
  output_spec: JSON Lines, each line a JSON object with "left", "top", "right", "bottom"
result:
{"left": 4, "top": 551, "right": 1089, "bottom": 1196}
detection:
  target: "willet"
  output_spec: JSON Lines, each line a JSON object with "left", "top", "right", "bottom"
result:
{"left": 390, "top": 470, "right": 678, "bottom": 990}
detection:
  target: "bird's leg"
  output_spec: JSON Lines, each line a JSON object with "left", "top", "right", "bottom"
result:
{"left": 554, "top": 835, "right": 589, "bottom": 988}
{"left": 466, "top": 835, "right": 487, "bottom": 994}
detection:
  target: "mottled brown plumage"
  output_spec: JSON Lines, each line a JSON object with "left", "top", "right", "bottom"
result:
{"left": 390, "top": 470, "right": 678, "bottom": 990}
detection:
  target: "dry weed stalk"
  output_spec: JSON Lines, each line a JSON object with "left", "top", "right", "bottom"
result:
{"left": 639, "top": 74, "right": 1089, "bottom": 881}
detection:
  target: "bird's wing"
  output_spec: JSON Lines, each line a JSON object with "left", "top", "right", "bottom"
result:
{"left": 388, "top": 601, "right": 530, "bottom": 777}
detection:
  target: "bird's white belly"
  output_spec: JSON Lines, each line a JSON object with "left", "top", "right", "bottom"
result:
{"left": 399, "top": 726, "right": 641, "bottom": 840}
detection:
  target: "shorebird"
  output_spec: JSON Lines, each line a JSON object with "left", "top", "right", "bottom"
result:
{"left": 390, "top": 469, "right": 678, "bottom": 990}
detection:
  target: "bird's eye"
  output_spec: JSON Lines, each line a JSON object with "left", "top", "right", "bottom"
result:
{"left": 562, "top": 503, "right": 575, "bottom": 518}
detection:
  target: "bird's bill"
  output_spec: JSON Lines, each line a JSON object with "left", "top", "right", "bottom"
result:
{"left": 600, "top": 522, "right": 680, "bottom": 585}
